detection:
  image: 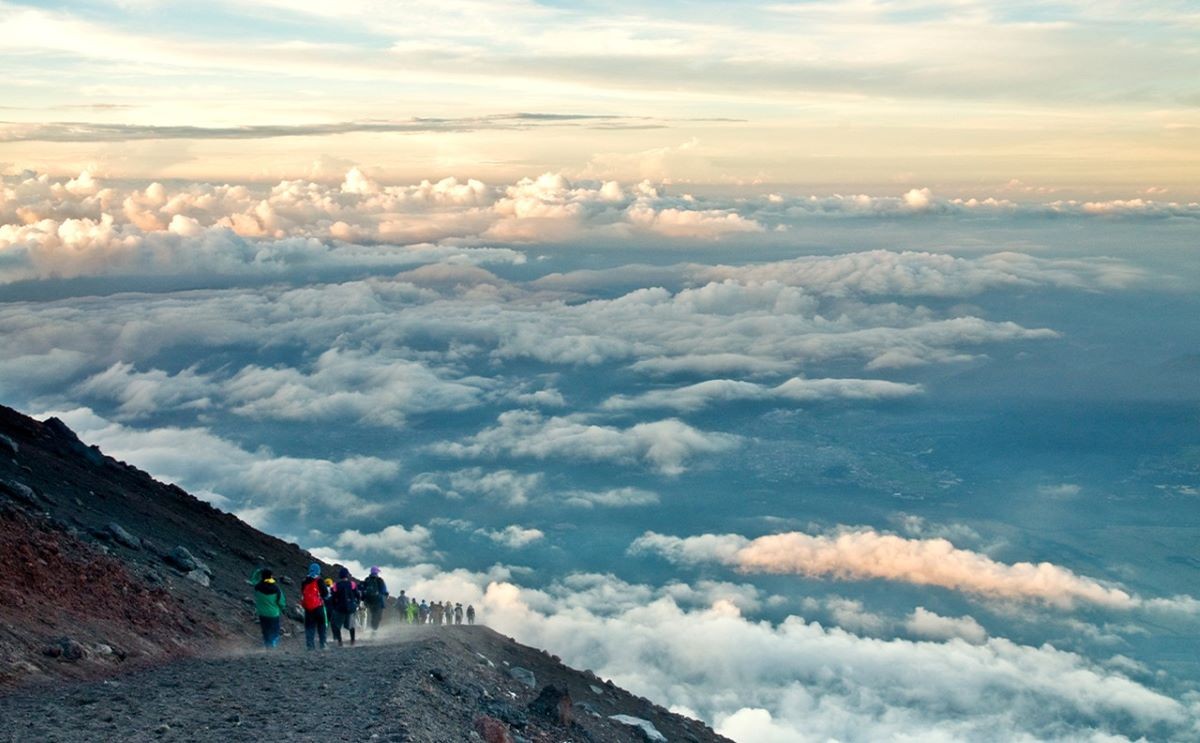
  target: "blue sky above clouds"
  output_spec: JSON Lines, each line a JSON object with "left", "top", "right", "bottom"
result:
{"left": 3, "top": 1, "right": 1200, "bottom": 739}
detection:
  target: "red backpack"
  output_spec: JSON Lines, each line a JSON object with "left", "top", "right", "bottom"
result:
{"left": 301, "top": 578, "right": 324, "bottom": 610}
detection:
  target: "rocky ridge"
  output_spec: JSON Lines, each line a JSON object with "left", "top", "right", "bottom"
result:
{"left": 0, "top": 405, "right": 730, "bottom": 742}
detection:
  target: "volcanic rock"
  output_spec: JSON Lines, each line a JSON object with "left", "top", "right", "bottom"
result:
{"left": 508, "top": 665, "right": 536, "bottom": 689}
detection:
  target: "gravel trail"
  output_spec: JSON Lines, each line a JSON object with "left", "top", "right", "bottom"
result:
{"left": 0, "top": 625, "right": 729, "bottom": 743}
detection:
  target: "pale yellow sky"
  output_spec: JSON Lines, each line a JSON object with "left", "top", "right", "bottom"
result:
{"left": 1, "top": 0, "right": 1198, "bottom": 196}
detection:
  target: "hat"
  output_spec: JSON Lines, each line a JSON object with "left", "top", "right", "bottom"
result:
{"left": 308, "top": 563, "right": 321, "bottom": 578}
{"left": 337, "top": 567, "right": 350, "bottom": 579}
{"left": 370, "top": 566, "right": 380, "bottom": 576}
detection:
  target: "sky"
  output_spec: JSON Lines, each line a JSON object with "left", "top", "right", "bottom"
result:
{"left": 1, "top": 0, "right": 1200, "bottom": 194}
{"left": 3, "top": 2, "right": 1200, "bottom": 741}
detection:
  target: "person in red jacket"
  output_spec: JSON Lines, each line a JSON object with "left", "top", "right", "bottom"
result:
{"left": 299, "top": 562, "right": 329, "bottom": 651}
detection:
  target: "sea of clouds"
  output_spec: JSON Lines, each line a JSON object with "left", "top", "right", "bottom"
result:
{"left": 3, "top": 170, "right": 1199, "bottom": 741}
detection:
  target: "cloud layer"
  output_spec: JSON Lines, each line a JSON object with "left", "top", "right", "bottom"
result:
{"left": 630, "top": 528, "right": 1193, "bottom": 611}
{"left": 0, "top": 170, "right": 1188, "bottom": 284}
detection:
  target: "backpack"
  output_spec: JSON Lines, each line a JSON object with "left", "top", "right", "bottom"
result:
{"left": 362, "top": 576, "right": 383, "bottom": 608}
{"left": 301, "top": 578, "right": 323, "bottom": 610}
{"left": 334, "top": 579, "right": 359, "bottom": 614}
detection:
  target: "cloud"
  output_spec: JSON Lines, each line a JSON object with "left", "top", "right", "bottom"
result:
{"left": 296, "top": 540, "right": 1195, "bottom": 742}
{"left": 430, "top": 410, "right": 739, "bottom": 475}
{"left": 561, "top": 487, "right": 660, "bottom": 508}
{"left": 691, "top": 250, "right": 1145, "bottom": 298}
{"left": 474, "top": 579, "right": 1192, "bottom": 742}
{"left": 475, "top": 524, "right": 546, "bottom": 549}
{"left": 905, "top": 607, "right": 988, "bottom": 644}
{"left": 39, "top": 407, "right": 397, "bottom": 529}
{"left": 223, "top": 348, "right": 491, "bottom": 427}
{"left": 0, "top": 113, "right": 652, "bottom": 143}
{"left": 602, "top": 376, "right": 922, "bottom": 412}
{"left": 1039, "top": 483, "right": 1083, "bottom": 498}
{"left": 629, "top": 527, "right": 1183, "bottom": 610}
{"left": 335, "top": 524, "right": 436, "bottom": 562}
{"left": 75, "top": 362, "right": 216, "bottom": 418}
{"left": 410, "top": 468, "right": 544, "bottom": 506}
{"left": 801, "top": 596, "right": 889, "bottom": 636}
{"left": 2, "top": 170, "right": 1169, "bottom": 287}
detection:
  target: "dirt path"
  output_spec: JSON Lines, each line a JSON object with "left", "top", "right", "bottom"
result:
{"left": 0, "top": 625, "right": 728, "bottom": 743}
{"left": 1, "top": 629, "right": 424, "bottom": 743}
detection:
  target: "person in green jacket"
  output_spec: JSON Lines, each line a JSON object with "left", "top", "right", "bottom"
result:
{"left": 405, "top": 597, "right": 418, "bottom": 624}
{"left": 250, "top": 567, "right": 286, "bottom": 648}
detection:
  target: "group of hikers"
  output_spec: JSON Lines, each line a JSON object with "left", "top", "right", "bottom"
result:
{"left": 250, "top": 564, "right": 477, "bottom": 649}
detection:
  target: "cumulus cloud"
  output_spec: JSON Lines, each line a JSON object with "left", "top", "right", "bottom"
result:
{"left": 75, "top": 362, "right": 216, "bottom": 418}
{"left": 430, "top": 410, "right": 738, "bottom": 475}
{"left": 801, "top": 596, "right": 889, "bottom": 636}
{"left": 692, "top": 250, "right": 1144, "bottom": 297}
{"left": 602, "top": 376, "right": 921, "bottom": 412}
{"left": 410, "top": 468, "right": 544, "bottom": 506}
{"left": 629, "top": 528, "right": 1181, "bottom": 610}
{"left": 223, "top": 348, "right": 491, "bottom": 427}
{"left": 335, "top": 523, "right": 436, "bottom": 562}
{"left": 905, "top": 607, "right": 988, "bottom": 644}
{"left": 561, "top": 487, "right": 660, "bottom": 508}
{"left": 2, "top": 170, "right": 1175, "bottom": 286}
{"left": 40, "top": 407, "right": 396, "bottom": 529}
{"left": 475, "top": 525, "right": 546, "bottom": 549}
{"left": 475, "top": 578, "right": 1192, "bottom": 742}
{"left": 296, "top": 538, "right": 1196, "bottom": 742}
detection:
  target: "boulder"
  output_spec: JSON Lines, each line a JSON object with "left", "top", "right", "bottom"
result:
{"left": 164, "top": 546, "right": 209, "bottom": 574}
{"left": 472, "top": 716, "right": 513, "bottom": 743}
{"left": 0, "top": 479, "right": 39, "bottom": 508}
{"left": 483, "top": 700, "right": 528, "bottom": 729}
{"left": 609, "top": 715, "right": 667, "bottom": 742}
{"left": 44, "top": 637, "right": 87, "bottom": 662}
{"left": 185, "top": 570, "right": 210, "bottom": 587}
{"left": 508, "top": 666, "right": 536, "bottom": 689}
{"left": 7, "top": 660, "right": 39, "bottom": 675}
{"left": 527, "top": 685, "right": 573, "bottom": 727}
{"left": 106, "top": 522, "right": 141, "bottom": 550}
{"left": 0, "top": 433, "right": 17, "bottom": 454}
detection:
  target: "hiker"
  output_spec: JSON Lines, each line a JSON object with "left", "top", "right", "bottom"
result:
{"left": 432, "top": 601, "right": 443, "bottom": 625}
{"left": 250, "top": 567, "right": 285, "bottom": 649}
{"left": 454, "top": 603, "right": 464, "bottom": 625}
{"left": 418, "top": 599, "right": 429, "bottom": 624}
{"left": 322, "top": 578, "right": 340, "bottom": 644}
{"left": 361, "top": 567, "right": 388, "bottom": 634}
{"left": 405, "top": 596, "right": 418, "bottom": 624}
{"left": 299, "top": 562, "right": 329, "bottom": 651}
{"left": 396, "top": 589, "right": 409, "bottom": 618}
{"left": 329, "top": 568, "right": 361, "bottom": 646}
{"left": 466, "top": 605, "right": 475, "bottom": 625}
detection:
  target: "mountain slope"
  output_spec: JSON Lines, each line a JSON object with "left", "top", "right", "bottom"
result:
{"left": 0, "top": 405, "right": 731, "bottom": 742}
